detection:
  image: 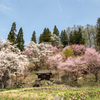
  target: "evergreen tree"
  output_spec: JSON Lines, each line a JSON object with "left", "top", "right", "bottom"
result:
{"left": 7, "top": 22, "right": 17, "bottom": 44}
{"left": 96, "top": 18, "right": 100, "bottom": 47}
{"left": 31, "top": 31, "right": 36, "bottom": 43}
{"left": 73, "top": 27, "right": 85, "bottom": 45}
{"left": 69, "top": 31, "right": 74, "bottom": 45}
{"left": 39, "top": 28, "right": 51, "bottom": 43}
{"left": 16, "top": 27, "right": 24, "bottom": 51}
{"left": 60, "top": 30, "right": 68, "bottom": 47}
{"left": 73, "top": 30, "right": 78, "bottom": 44}
{"left": 53, "top": 25, "right": 59, "bottom": 36}
{"left": 78, "top": 27, "right": 85, "bottom": 45}
{"left": 74, "top": 28, "right": 85, "bottom": 44}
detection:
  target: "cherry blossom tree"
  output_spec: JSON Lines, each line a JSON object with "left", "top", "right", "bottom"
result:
{"left": 25, "top": 41, "right": 53, "bottom": 58}
{"left": 0, "top": 38, "right": 29, "bottom": 88}
{"left": 59, "top": 56, "right": 86, "bottom": 82}
{"left": 23, "top": 41, "right": 53, "bottom": 70}
{"left": 70, "top": 44, "right": 86, "bottom": 56}
{"left": 63, "top": 45, "right": 71, "bottom": 51}
{"left": 51, "top": 47, "right": 59, "bottom": 54}
{"left": 50, "top": 34, "right": 60, "bottom": 47}
{"left": 84, "top": 47, "right": 100, "bottom": 82}
{"left": 22, "top": 49, "right": 33, "bottom": 57}
{"left": 46, "top": 53, "right": 65, "bottom": 81}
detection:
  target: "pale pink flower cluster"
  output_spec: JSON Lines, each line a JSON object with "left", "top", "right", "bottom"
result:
{"left": 50, "top": 34, "right": 60, "bottom": 42}
{"left": 51, "top": 47, "right": 59, "bottom": 53}
{"left": 70, "top": 44, "right": 86, "bottom": 55}
{"left": 25, "top": 41, "right": 53, "bottom": 58}
{"left": 63, "top": 46, "right": 71, "bottom": 51}
{"left": 0, "top": 38, "right": 29, "bottom": 78}
{"left": 47, "top": 53, "right": 63, "bottom": 70}
{"left": 59, "top": 56, "right": 86, "bottom": 73}
{"left": 84, "top": 48, "right": 100, "bottom": 74}
{"left": 22, "top": 49, "right": 33, "bottom": 57}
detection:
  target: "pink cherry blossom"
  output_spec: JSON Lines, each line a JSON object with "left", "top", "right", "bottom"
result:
{"left": 59, "top": 56, "right": 86, "bottom": 81}
{"left": 84, "top": 47, "right": 100, "bottom": 82}
{"left": 70, "top": 44, "right": 86, "bottom": 55}
{"left": 0, "top": 38, "right": 29, "bottom": 88}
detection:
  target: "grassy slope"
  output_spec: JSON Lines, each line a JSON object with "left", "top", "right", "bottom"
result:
{"left": 0, "top": 84, "right": 100, "bottom": 100}
{"left": 1, "top": 61, "right": 100, "bottom": 99}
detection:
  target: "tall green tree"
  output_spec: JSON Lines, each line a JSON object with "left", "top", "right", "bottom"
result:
{"left": 60, "top": 30, "right": 68, "bottom": 47}
{"left": 7, "top": 22, "right": 17, "bottom": 44}
{"left": 39, "top": 28, "right": 51, "bottom": 43}
{"left": 73, "top": 30, "right": 78, "bottom": 44}
{"left": 96, "top": 18, "right": 100, "bottom": 47}
{"left": 53, "top": 25, "right": 59, "bottom": 36}
{"left": 16, "top": 27, "right": 24, "bottom": 51}
{"left": 77, "top": 27, "right": 85, "bottom": 45}
{"left": 69, "top": 26, "right": 85, "bottom": 45}
{"left": 31, "top": 31, "right": 36, "bottom": 43}
{"left": 69, "top": 31, "right": 74, "bottom": 45}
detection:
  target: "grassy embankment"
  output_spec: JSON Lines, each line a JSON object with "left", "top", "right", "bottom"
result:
{"left": 0, "top": 70, "right": 100, "bottom": 100}
{"left": 0, "top": 84, "right": 100, "bottom": 100}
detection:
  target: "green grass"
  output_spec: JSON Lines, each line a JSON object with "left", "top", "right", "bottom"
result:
{"left": 1, "top": 71, "right": 100, "bottom": 100}
{"left": 0, "top": 84, "right": 100, "bottom": 100}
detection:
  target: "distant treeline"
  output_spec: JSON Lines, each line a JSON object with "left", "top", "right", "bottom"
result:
{"left": 7, "top": 17, "right": 100, "bottom": 51}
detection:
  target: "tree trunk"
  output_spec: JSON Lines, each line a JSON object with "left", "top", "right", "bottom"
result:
{"left": 75, "top": 76, "right": 77, "bottom": 82}
{"left": 11, "top": 75, "right": 13, "bottom": 88}
{"left": 2, "top": 83, "right": 4, "bottom": 89}
{"left": 2, "top": 76, "right": 6, "bottom": 88}
{"left": 16, "top": 73, "right": 17, "bottom": 88}
{"left": 95, "top": 74, "right": 98, "bottom": 82}
{"left": 58, "top": 71, "right": 59, "bottom": 82}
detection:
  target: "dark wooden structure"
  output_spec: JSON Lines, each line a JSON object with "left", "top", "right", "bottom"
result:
{"left": 35, "top": 70, "right": 52, "bottom": 80}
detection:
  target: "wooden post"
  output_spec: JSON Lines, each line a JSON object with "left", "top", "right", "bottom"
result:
{"left": 11, "top": 75, "right": 12, "bottom": 89}
{"left": 2, "top": 83, "right": 4, "bottom": 89}
{"left": 16, "top": 73, "right": 17, "bottom": 88}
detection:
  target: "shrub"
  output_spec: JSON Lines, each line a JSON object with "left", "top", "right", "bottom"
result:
{"left": 40, "top": 80, "right": 53, "bottom": 86}
{"left": 62, "top": 48, "right": 74, "bottom": 58}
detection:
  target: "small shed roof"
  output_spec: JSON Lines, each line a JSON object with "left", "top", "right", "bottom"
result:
{"left": 36, "top": 70, "right": 52, "bottom": 75}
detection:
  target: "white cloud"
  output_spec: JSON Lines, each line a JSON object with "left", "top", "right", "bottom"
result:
{"left": 57, "top": 0, "right": 62, "bottom": 11}
{"left": 91, "top": 0, "right": 100, "bottom": 4}
{"left": 0, "top": 4, "right": 12, "bottom": 13}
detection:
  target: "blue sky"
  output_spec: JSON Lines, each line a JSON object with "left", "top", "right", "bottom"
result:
{"left": 0, "top": 0, "right": 100, "bottom": 44}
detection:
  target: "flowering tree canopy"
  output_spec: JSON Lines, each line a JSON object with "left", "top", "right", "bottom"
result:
{"left": 63, "top": 46, "right": 71, "bottom": 51}
{"left": 23, "top": 41, "right": 53, "bottom": 70}
{"left": 50, "top": 34, "right": 61, "bottom": 47}
{"left": 0, "top": 38, "right": 29, "bottom": 78}
{"left": 70, "top": 44, "right": 86, "bottom": 55}
{"left": 84, "top": 47, "right": 100, "bottom": 81}
{"left": 51, "top": 47, "right": 59, "bottom": 53}
{"left": 24, "top": 41, "right": 53, "bottom": 59}
{"left": 59, "top": 56, "right": 86, "bottom": 81}
{"left": 50, "top": 34, "right": 60, "bottom": 42}
{"left": 47, "top": 53, "right": 63, "bottom": 70}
